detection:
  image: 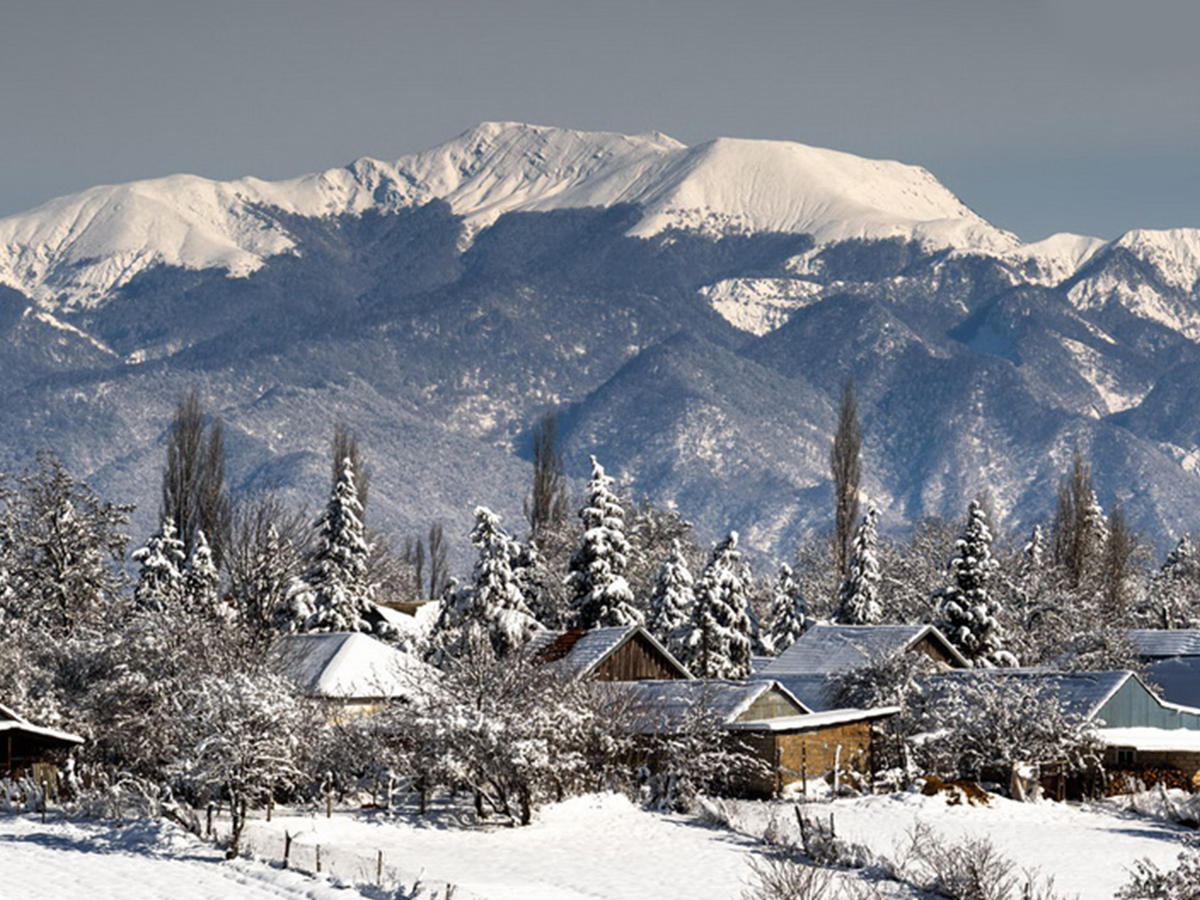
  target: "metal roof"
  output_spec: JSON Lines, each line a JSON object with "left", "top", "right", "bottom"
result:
{"left": 0, "top": 703, "right": 84, "bottom": 745}
{"left": 726, "top": 705, "right": 900, "bottom": 732}
{"left": 1127, "top": 629, "right": 1200, "bottom": 658}
{"left": 623, "top": 679, "right": 809, "bottom": 734}
{"left": 760, "top": 623, "right": 966, "bottom": 677}
{"left": 928, "top": 669, "right": 1133, "bottom": 720}
{"left": 1145, "top": 657, "right": 1200, "bottom": 709}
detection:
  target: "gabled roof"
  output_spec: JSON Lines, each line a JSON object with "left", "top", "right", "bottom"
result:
{"left": 623, "top": 679, "right": 810, "bottom": 734}
{"left": 762, "top": 623, "right": 967, "bottom": 677}
{"left": 271, "top": 632, "right": 436, "bottom": 701}
{"left": 929, "top": 669, "right": 1134, "bottom": 721}
{"left": 726, "top": 705, "right": 900, "bottom": 732}
{"left": 527, "top": 625, "right": 692, "bottom": 680}
{"left": 1128, "top": 629, "right": 1200, "bottom": 659}
{"left": 0, "top": 703, "right": 84, "bottom": 745}
{"left": 1145, "top": 657, "right": 1200, "bottom": 709}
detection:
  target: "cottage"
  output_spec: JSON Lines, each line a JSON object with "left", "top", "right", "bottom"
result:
{"left": 625, "top": 679, "right": 896, "bottom": 795}
{"left": 756, "top": 623, "right": 967, "bottom": 710}
{"left": 271, "top": 632, "right": 437, "bottom": 720}
{"left": 528, "top": 625, "right": 691, "bottom": 681}
{"left": 0, "top": 703, "right": 83, "bottom": 783}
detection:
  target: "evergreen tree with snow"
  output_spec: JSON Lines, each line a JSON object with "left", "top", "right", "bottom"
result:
{"left": 937, "top": 500, "right": 1017, "bottom": 668}
{"left": 766, "top": 563, "right": 807, "bottom": 655}
{"left": 284, "top": 457, "right": 376, "bottom": 634}
{"left": 647, "top": 540, "right": 694, "bottom": 652}
{"left": 679, "top": 532, "right": 752, "bottom": 678}
{"left": 517, "top": 539, "right": 570, "bottom": 629}
{"left": 132, "top": 517, "right": 186, "bottom": 612}
{"left": 184, "top": 529, "right": 222, "bottom": 617}
{"left": 1022, "top": 524, "right": 1045, "bottom": 575}
{"left": 1146, "top": 535, "right": 1200, "bottom": 629}
{"left": 566, "top": 456, "right": 642, "bottom": 629}
{"left": 836, "top": 505, "right": 882, "bottom": 625}
{"left": 431, "top": 507, "right": 539, "bottom": 661}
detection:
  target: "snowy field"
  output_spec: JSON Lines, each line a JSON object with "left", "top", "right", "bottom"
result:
{"left": 0, "top": 815, "right": 356, "bottom": 899}
{"left": 1, "top": 790, "right": 1194, "bottom": 898}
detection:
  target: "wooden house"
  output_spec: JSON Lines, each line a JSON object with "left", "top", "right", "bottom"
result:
{"left": 625, "top": 679, "right": 896, "bottom": 796}
{"left": 757, "top": 623, "right": 967, "bottom": 710}
{"left": 0, "top": 703, "right": 83, "bottom": 784}
{"left": 528, "top": 625, "right": 691, "bottom": 681}
{"left": 271, "top": 632, "right": 437, "bottom": 720}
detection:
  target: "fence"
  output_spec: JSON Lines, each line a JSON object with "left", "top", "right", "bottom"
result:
{"left": 218, "top": 813, "right": 487, "bottom": 900}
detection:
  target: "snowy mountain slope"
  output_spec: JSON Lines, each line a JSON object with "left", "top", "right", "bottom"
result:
{"left": 0, "top": 122, "right": 1109, "bottom": 313}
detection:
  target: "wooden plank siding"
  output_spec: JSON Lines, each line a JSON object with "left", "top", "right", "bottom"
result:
{"left": 737, "top": 687, "right": 807, "bottom": 722}
{"left": 592, "top": 634, "right": 685, "bottom": 681}
{"left": 773, "top": 721, "right": 873, "bottom": 785}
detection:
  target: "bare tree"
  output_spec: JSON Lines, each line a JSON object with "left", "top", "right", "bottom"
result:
{"left": 428, "top": 522, "right": 449, "bottom": 598}
{"left": 830, "top": 380, "right": 862, "bottom": 579}
{"left": 1051, "top": 451, "right": 1105, "bottom": 588}
{"left": 1099, "top": 505, "right": 1139, "bottom": 625}
{"left": 161, "top": 389, "right": 232, "bottom": 567}
{"left": 525, "top": 412, "right": 569, "bottom": 538}
{"left": 331, "top": 421, "right": 369, "bottom": 513}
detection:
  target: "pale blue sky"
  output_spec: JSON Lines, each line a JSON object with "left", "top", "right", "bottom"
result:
{"left": 3, "top": 0, "right": 1197, "bottom": 239}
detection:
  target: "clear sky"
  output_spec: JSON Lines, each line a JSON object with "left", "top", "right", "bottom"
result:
{"left": 3, "top": 0, "right": 1197, "bottom": 240}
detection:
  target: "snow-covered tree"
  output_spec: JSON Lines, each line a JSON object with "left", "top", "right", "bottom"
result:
{"left": 132, "top": 517, "right": 186, "bottom": 612}
{"left": 184, "top": 529, "right": 222, "bottom": 617}
{"left": 431, "top": 507, "right": 540, "bottom": 662}
{"left": 1145, "top": 535, "right": 1200, "bottom": 628}
{"left": 766, "top": 563, "right": 807, "bottom": 655}
{"left": 566, "top": 456, "right": 642, "bottom": 629}
{"left": 282, "top": 457, "right": 376, "bottom": 634}
{"left": 515, "top": 539, "right": 569, "bottom": 629}
{"left": 937, "top": 500, "right": 1017, "bottom": 668}
{"left": 836, "top": 505, "right": 881, "bottom": 625}
{"left": 679, "top": 532, "right": 752, "bottom": 678}
{"left": 647, "top": 540, "right": 694, "bottom": 653}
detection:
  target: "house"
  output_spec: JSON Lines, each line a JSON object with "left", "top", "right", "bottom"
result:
{"left": 271, "top": 632, "right": 437, "bottom": 719}
{"left": 1127, "top": 629, "right": 1200, "bottom": 709}
{"left": 755, "top": 623, "right": 968, "bottom": 710}
{"left": 936, "top": 668, "right": 1200, "bottom": 792}
{"left": 0, "top": 703, "right": 83, "bottom": 783}
{"left": 624, "top": 678, "right": 897, "bottom": 795}
{"left": 527, "top": 625, "right": 692, "bottom": 681}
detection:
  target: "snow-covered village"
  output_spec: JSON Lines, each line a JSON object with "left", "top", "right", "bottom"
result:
{"left": 7, "top": 3, "right": 1200, "bottom": 899}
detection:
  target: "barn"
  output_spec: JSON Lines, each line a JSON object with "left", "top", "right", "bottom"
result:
{"left": 755, "top": 623, "right": 967, "bottom": 710}
{"left": 528, "top": 625, "right": 691, "bottom": 681}
{"left": 0, "top": 703, "right": 83, "bottom": 783}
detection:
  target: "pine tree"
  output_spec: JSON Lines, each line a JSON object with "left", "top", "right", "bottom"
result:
{"left": 566, "top": 456, "right": 642, "bottom": 629}
{"left": 767, "top": 563, "right": 807, "bottom": 655}
{"left": 516, "top": 539, "right": 570, "bottom": 629}
{"left": 285, "top": 457, "right": 376, "bottom": 633}
{"left": 680, "top": 532, "right": 752, "bottom": 678}
{"left": 431, "top": 507, "right": 539, "bottom": 661}
{"left": 836, "top": 505, "right": 882, "bottom": 625}
{"left": 133, "top": 517, "right": 186, "bottom": 612}
{"left": 647, "top": 540, "right": 694, "bottom": 652}
{"left": 184, "top": 529, "right": 222, "bottom": 617}
{"left": 937, "top": 500, "right": 1017, "bottom": 667}
{"left": 1148, "top": 535, "right": 1200, "bottom": 628}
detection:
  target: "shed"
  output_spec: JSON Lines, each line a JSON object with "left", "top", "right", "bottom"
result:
{"left": 271, "top": 632, "right": 437, "bottom": 718}
{"left": 757, "top": 624, "right": 967, "bottom": 710}
{"left": 0, "top": 703, "right": 83, "bottom": 782}
{"left": 527, "top": 625, "right": 691, "bottom": 682}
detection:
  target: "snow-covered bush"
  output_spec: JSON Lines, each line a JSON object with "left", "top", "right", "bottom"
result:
{"left": 1118, "top": 847, "right": 1200, "bottom": 900}
{"left": 741, "top": 853, "right": 837, "bottom": 900}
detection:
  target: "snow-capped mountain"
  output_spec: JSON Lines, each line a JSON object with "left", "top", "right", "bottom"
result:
{"left": 2, "top": 122, "right": 1200, "bottom": 561}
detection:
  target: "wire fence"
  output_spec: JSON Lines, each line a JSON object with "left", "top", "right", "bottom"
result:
{"left": 218, "top": 812, "right": 486, "bottom": 900}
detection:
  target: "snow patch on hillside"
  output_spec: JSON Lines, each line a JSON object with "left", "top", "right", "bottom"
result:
{"left": 699, "top": 277, "right": 824, "bottom": 335}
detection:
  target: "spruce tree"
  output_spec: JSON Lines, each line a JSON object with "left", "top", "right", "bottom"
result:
{"left": 566, "top": 456, "right": 641, "bottom": 629}
{"left": 836, "top": 505, "right": 882, "bottom": 625}
{"left": 647, "top": 540, "right": 695, "bottom": 652}
{"left": 680, "top": 532, "right": 752, "bottom": 678}
{"left": 767, "top": 563, "right": 807, "bottom": 655}
{"left": 285, "top": 457, "right": 376, "bottom": 633}
{"left": 937, "top": 500, "right": 1017, "bottom": 667}
{"left": 133, "top": 517, "right": 186, "bottom": 612}
{"left": 184, "top": 529, "right": 222, "bottom": 617}
{"left": 1149, "top": 535, "right": 1200, "bottom": 628}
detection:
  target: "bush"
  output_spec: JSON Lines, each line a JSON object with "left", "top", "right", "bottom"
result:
{"left": 1118, "top": 850, "right": 1200, "bottom": 899}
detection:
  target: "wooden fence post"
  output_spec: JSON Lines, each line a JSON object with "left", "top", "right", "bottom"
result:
{"left": 283, "top": 831, "right": 292, "bottom": 869}
{"left": 315, "top": 843, "right": 322, "bottom": 873}
{"left": 376, "top": 849, "right": 383, "bottom": 885}
{"left": 41, "top": 779, "right": 48, "bottom": 823}
{"left": 206, "top": 802, "right": 214, "bottom": 838}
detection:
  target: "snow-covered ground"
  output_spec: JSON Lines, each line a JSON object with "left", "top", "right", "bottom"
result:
{"left": 0, "top": 814, "right": 358, "bottom": 899}
{"left": 719, "top": 790, "right": 1193, "bottom": 897}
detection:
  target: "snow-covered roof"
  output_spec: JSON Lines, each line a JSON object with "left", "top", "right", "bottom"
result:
{"left": 761, "top": 624, "right": 967, "bottom": 677}
{"left": 271, "top": 632, "right": 436, "bottom": 701}
{"left": 1127, "top": 629, "right": 1200, "bottom": 659}
{"left": 1144, "top": 657, "right": 1200, "bottom": 709}
{"left": 527, "top": 626, "right": 691, "bottom": 680}
{"left": 1098, "top": 727, "right": 1200, "bottom": 753}
{"left": 0, "top": 703, "right": 84, "bottom": 745}
{"left": 623, "top": 679, "right": 810, "bottom": 734}
{"left": 930, "top": 669, "right": 1135, "bottom": 721}
{"left": 759, "top": 675, "right": 841, "bottom": 712}
{"left": 726, "top": 705, "right": 900, "bottom": 732}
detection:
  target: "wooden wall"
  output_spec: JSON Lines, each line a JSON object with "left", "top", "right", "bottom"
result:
{"left": 773, "top": 721, "right": 873, "bottom": 785}
{"left": 593, "top": 635, "right": 684, "bottom": 681}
